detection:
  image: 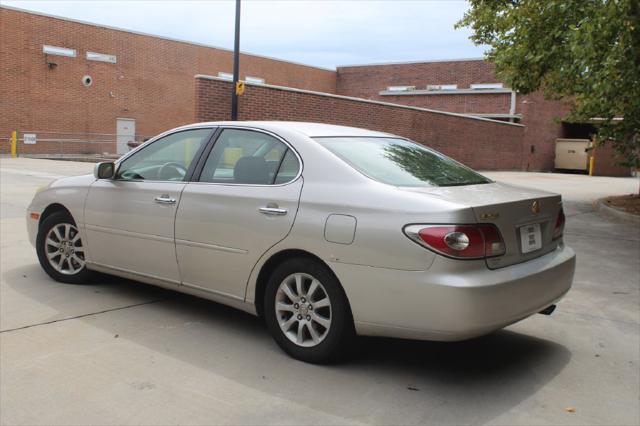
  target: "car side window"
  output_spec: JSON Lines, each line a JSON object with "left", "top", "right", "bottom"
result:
{"left": 199, "top": 129, "right": 298, "bottom": 185}
{"left": 274, "top": 150, "right": 301, "bottom": 184}
{"left": 117, "top": 129, "right": 211, "bottom": 181}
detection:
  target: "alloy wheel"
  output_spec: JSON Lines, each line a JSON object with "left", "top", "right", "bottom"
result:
{"left": 275, "top": 272, "right": 332, "bottom": 347}
{"left": 44, "top": 223, "right": 86, "bottom": 275}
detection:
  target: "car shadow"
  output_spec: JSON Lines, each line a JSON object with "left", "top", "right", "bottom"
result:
{"left": 5, "top": 265, "right": 572, "bottom": 424}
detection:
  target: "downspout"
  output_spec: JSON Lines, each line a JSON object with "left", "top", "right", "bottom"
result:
{"left": 509, "top": 90, "right": 517, "bottom": 123}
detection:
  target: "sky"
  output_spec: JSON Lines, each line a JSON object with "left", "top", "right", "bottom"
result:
{"left": 3, "top": 0, "right": 487, "bottom": 69}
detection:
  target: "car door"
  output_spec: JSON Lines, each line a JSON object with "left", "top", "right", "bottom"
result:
{"left": 84, "top": 127, "right": 214, "bottom": 283}
{"left": 175, "top": 127, "right": 303, "bottom": 300}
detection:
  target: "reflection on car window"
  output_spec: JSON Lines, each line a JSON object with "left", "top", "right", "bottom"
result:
{"left": 117, "top": 129, "right": 211, "bottom": 181}
{"left": 199, "top": 129, "right": 298, "bottom": 185}
{"left": 314, "top": 137, "right": 490, "bottom": 187}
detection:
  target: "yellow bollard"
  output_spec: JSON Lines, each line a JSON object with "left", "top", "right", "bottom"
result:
{"left": 10, "top": 131, "right": 17, "bottom": 158}
{"left": 588, "top": 156, "right": 594, "bottom": 176}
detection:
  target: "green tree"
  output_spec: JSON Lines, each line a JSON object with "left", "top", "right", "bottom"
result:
{"left": 457, "top": 0, "right": 640, "bottom": 170}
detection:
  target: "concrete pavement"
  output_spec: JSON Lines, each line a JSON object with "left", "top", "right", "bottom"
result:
{"left": 1, "top": 158, "right": 638, "bottom": 425}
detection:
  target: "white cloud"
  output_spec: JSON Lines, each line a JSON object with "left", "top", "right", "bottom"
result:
{"left": 3, "top": 0, "right": 487, "bottom": 68}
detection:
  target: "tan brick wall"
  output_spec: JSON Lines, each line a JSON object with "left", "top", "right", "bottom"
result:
{"left": 0, "top": 7, "right": 336, "bottom": 154}
{"left": 196, "top": 77, "right": 526, "bottom": 171}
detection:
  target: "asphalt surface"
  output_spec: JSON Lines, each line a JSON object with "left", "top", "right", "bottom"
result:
{"left": 1, "top": 157, "right": 639, "bottom": 425}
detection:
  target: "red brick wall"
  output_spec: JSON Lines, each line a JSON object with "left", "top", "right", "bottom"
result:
{"left": 336, "top": 59, "right": 498, "bottom": 101}
{"left": 195, "top": 77, "right": 525, "bottom": 170}
{"left": 336, "top": 60, "right": 577, "bottom": 171}
{"left": 517, "top": 92, "right": 573, "bottom": 171}
{"left": 591, "top": 141, "right": 633, "bottom": 177}
{"left": 0, "top": 7, "right": 336, "bottom": 154}
{"left": 378, "top": 93, "right": 511, "bottom": 115}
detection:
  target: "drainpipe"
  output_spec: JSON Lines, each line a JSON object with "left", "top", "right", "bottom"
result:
{"left": 509, "top": 90, "right": 517, "bottom": 123}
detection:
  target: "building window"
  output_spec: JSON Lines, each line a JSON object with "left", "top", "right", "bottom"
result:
{"left": 386, "top": 86, "right": 415, "bottom": 92}
{"left": 218, "top": 72, "right": 233, "bottom": 80}
{"left": 86, "top": 51, "right": 117, "bottom": 63}
{"left": 427, "top": 84, "right": 457, "bottom": 91}
{"left": 470, "top": 83, "right": 504, "bottom": 89}
{"left": 42, "top": 45, "right": 76, "bottom": 57}
{"left": 245, "top": 76, "right": 265, "bottom": 84}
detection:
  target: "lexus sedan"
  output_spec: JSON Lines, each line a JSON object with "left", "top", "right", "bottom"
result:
{"left": 27, "top": 121, "right": 575, "bottom": 363}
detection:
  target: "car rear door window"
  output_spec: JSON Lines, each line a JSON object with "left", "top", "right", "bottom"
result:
{"left": 199, "top": 129, "right": 299, "bottom": 185}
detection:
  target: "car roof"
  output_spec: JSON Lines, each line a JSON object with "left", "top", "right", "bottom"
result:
{"left": 184, "top": 121, "right": 396, "bottom": 138}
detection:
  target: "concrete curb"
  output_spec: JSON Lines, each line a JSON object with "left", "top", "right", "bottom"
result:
{"left": 594, "top": 198, "right": 640, "bottom": 225}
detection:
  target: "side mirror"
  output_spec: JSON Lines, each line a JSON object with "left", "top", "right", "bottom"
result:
{"left": 94, "top": 161, "right": 115, "bottom": 179}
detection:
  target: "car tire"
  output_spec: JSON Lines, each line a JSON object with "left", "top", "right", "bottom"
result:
{"left": 36, "top": 211, "right": 94, "bottom": 284}
{"left": 264, "top": 257, "right": 355, "bottom": 364}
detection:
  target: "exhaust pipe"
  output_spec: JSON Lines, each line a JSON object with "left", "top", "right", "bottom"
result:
{"left": 539, "top": 304, "right": 556, "bottom": 316}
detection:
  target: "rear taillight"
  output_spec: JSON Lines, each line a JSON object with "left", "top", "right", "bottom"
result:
{"left": 553, "top": 207, "right": 565, "bottom": 240}
{"left": 404, "top": 224, "right": 506, "bottom": 259}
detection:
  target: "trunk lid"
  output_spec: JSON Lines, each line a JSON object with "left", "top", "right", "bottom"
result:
{"left": 402, "top": 182, "right": 563, "bottom": 269}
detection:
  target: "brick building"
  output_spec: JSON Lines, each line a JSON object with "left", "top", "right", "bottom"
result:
{"left": 336, "top": 59, "right": 580, "bottom": 171}
{"left": 0, "top": 6, "right": 335, "bottom": 155}
{"left": 1, "top": 6, "right": 626, "bottom": 174}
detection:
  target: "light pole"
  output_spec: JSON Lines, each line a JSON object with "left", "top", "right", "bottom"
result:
{"left": 231, "top": 0, "right": 241, "bottom": 121}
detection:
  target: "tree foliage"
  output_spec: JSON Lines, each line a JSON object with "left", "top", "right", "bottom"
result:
{"left": 457, "top": 0, "right": 640, "bottom": 168}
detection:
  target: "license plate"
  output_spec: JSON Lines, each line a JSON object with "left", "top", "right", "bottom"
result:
{"left": 520, "top": 223, "right": 542, "bottom": 254}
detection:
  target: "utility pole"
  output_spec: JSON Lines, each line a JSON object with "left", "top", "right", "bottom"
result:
{"left": 231, "top": 0, "right": 241, "bottom": 121}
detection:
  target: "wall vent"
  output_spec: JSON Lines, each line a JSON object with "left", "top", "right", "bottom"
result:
{"left": 43, "top": 45, "right": 76, "bottom": 57}
{"left": 386, "top": 86, "right": 415, "bottom": 92}
{"left": 87, "top": 51, "right": 117, "bottom": 63}
{"left": 427, "top": 84, "right": 457, "bottom": 91}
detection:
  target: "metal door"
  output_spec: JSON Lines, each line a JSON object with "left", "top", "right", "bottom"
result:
{"left": 116, "top": 118, "right": 135, "bottom": 154}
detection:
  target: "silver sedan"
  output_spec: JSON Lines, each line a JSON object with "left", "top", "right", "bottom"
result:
{"left": 27, "top": 121, "right": 575, "bottom": 363}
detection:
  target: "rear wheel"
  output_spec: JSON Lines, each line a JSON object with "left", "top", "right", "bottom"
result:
{"left": 264, "top": 257, "right": 354, "bottom": 363}
{"left": 36, "top": 211, "right": 93, "bottom": 284}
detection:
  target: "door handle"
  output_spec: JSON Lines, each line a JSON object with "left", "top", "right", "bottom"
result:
{"left": 154, "top": 195, "right": 176, "bottom": 204}
{"left": 259, "top": 206, "right": 288, "bottom": 216}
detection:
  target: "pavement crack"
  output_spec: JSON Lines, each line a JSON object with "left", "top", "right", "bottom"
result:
{"left": 0, "top": 298, "right": 170, "bottom": 334}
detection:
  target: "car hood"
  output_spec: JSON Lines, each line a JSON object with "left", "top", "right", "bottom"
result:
{"left": 48, "top": 173, "right": 96, "bottom": 189}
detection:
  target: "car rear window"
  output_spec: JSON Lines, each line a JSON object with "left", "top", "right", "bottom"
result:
{"left": 314, "top": 137, "right": 491, "bottom": 187}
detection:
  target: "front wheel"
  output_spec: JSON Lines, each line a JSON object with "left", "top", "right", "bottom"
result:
{"left": 264, "top": 257, "right": 355, "bottom": 363}
{"left": 36, "top": 211, "right": 93, "bottom": 284}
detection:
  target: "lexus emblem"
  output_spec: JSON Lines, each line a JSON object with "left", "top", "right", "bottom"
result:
{"left": 532, "top": 200, "right": 541, "bottom": 214}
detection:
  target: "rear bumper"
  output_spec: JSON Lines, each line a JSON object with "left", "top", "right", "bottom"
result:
{"left": 330, "top": 244, "right": 575, "bottom": 341}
